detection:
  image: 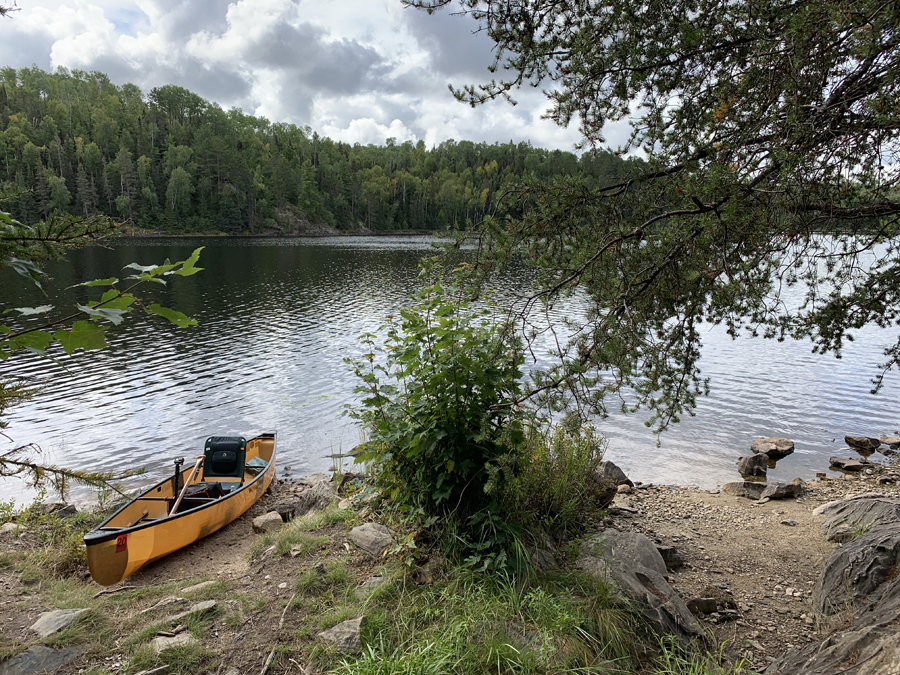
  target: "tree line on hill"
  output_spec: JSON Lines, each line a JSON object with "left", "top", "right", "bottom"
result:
{"left": 0, "top": 66, "right": 637, "bottom": 234}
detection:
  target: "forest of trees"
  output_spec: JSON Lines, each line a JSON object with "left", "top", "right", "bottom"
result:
{"left": 0, "top": 67, "right": 635, "bottom": 234}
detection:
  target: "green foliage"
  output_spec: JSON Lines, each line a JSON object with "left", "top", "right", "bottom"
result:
{"left": 348, "top": 262, "right": 527, "bottom": 564}
{"left": 406, "top": 0, "right": 900, "bottom": 431}
{"left": 0, "top": 67, "right": 632, "bottom": 234}
{"left": 505, "top": 422, "right": 610, "bottom": 540}
{"left": 653, "top": 638, "right": 750, "bottom": 675}
{"left": 334, "top": 566, "right": 637, "bottom": 675}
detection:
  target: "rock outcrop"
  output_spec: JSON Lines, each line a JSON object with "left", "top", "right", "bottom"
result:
{"left": 576, "top": 529, "right": 704, "bottom": 646}
{"left": 737, "top": 454, "right": 768, "bottom": 477}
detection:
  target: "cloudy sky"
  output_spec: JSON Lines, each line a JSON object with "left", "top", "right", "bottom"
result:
{"left": 0, "top": 0, "right": 631, "bottom": 150}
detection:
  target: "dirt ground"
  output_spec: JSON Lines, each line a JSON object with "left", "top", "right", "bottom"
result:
{"left": 607, "top": 468, "right": 900, "bottom": 668}
{"left": 0, "top": 465, "right": 898, "bottom": 674}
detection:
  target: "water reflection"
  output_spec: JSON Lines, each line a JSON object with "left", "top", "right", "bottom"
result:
{"left": 1, "top": 236, "right": 898, "bottom": 503}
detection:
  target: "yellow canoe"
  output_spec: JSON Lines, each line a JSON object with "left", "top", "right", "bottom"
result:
{"left": 85, "top": 433, "right": 276, "bottom": 586}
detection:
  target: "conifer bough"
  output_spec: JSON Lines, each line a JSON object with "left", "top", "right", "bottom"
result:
{"left": 410, "top": 0, "right": 900, "bottom": 430}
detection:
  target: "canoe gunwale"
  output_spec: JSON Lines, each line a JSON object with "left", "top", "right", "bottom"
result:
{"left": 83, "top": 433, "right": 275, "bottom": 546}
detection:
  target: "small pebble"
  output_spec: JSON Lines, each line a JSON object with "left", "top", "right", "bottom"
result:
{"left": 780, "top": 519, "right": 798, "bottom": 526}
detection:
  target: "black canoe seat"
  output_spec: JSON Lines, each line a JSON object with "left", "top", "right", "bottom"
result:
{"left": 203, "top": 436, "right": 246, "bottom": 481}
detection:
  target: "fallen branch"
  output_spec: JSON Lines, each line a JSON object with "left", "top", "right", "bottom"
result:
{"left": 260, "top": 648, "right": 276, "bottom": 675}
{"left": 93, "top": 585, "right": 138, "bottom": 598}
{"left": 279, "top": 593, "right": 297, "bottom": 629}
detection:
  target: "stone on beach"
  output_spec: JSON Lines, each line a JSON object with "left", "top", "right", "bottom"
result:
{"left": 829, "top": 456, "right": 873, "bottom": 472}
{"left": 845, "top": 435, "right": 882, "bottom": 452}
{"left": 252, "top": 512, "right": 283, "bottom": 533}
{"left": 30, "top": 609, "right": 90, "bottom": 637}
{"left": 722, "top": 481, "right": 767, "bottom": 500}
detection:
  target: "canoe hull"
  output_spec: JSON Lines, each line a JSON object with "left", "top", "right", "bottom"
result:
{"left": 85, "top": 433, "right": 275, "bottom": 586}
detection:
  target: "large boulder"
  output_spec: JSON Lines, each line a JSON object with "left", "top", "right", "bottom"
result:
{"left": 737, "top": 454, "right": 768, "bottom": 477}
{"left": 751, "top": 437, "right": 794, "bottom": 461}
{"left": 816, "top": 496, "right": 900, "bottom": 543}
{"left": 576, "top": 529, "right": 704, "bottom": 646}
{"left": 768, "top": 495, "right": 900, "bottom": 675}
{"left": 812, "top": 522, "right": 900, "bottom": 615}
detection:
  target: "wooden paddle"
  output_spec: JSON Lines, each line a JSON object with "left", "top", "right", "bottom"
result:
{"left": 170, "top": 455, "right": 204, "bottom": 514}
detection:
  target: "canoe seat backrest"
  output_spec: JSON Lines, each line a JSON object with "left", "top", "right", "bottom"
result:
{"left": 203, "top": 436, "right": 247, "bottom": 479}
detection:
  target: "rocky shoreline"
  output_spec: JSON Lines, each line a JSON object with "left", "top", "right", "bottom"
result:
{"left": 2, "top": 438, "right": 900, "bottom": 674}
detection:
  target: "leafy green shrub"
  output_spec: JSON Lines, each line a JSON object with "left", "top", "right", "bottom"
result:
{"left": 506, "top": 422, "right": 611, "bottom": 539}
{"left": 347, "top": 263, "right": 527, "bottom": 565}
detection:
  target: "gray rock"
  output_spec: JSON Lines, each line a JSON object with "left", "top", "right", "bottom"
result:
{"left": 530, "top": 548, "right": 557, "bottom": 571}
{"left": 760, "top": 482, "right": 802, "bottom": 500}
{"left": 279, "top": 481, "right": 337, "bottom": 520}
{"left": 721, "top": 481, "right": 767, "bottom": 500}
{"left": 29, "top": 608, "right": 89, "bottom": 637}
{"left": 0, "top": 523, "right": 21, "bottom": 536}
{"left": 686, "top": 598, "right": 717, "bottom": 615}
{"left": 354, "top": 576, "right": 385, "bottom": 601}
{"left": 151, "top": 632, "right": 198, "bottom": 654}
{"left": 814, "top": 522, "right": 900, "bottom": 615}
{"left": 655, "top": 545, "right": 686, "bottom": 570}
{"left": 616, "top": 484, "right": 633, "bottom": 494}
{"left": 596, "top": 461, "right": 633, "bottom": 487}
{"left": 820, "top": 496, "right": 900, "bottom": 543}
{"left": 845, "top": 435, "right": 882, "bottom": 452}
{"left": 750, "top": 437, "right": 794, "bottom": 460}
{"left": 0, "top": 646, "right": 82, "bottom": 675}
{"left": 576, "top": 529, "right": 704, "bottom": 645}
{"left": 769, "top": 525, "right": 900, "bottom": 674}
{"left": 133, "top": 666, "right": 171, "bottom": 675}
{"left": 880, "top": 434, "right": 900, "bottom": 447}
{"left": 349, "top": 523, "right": 394, "bottom": 557}
{"left": 252, "top": 511, "right": 283, "bottom": 533}
{"left": 737, "top": 454, "right": 768, "bottom": 477}
{"left": 830, "top": 456, "right": 873, "bottom": 472}
{"left": 317, "top": 616, "right": 364, "bottom": 653}
{"left": 298, "top": 472, "right": 332, "bottom": 486}
{"left": 165, "top": 600, "right": 217, "bottom": 623}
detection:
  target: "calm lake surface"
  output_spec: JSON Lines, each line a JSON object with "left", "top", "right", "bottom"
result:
{"left": 1, "top": 236, "right": 898, "bottom": 502}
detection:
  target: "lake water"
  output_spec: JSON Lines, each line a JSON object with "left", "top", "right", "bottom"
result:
{"left": 1, "top": 236, "right": 898, "bottom": 503}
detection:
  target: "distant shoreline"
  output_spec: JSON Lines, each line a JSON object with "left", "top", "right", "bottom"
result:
{"left": 110, "top": 229, "right": 444, "bottom": 240}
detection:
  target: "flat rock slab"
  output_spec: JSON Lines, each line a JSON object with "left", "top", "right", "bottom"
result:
{"left": 722, "top": 481, "right": 766, "bottom": 500}
{"left": 355, "top": 576, "right": 385, "bottom": 600}
{"left": 751, "top": 437, "right": 794, "bottom": 460}
{"left": 0, "top": 646, "right": 82, "bottom": 675}
{"left": 151, "top": 632, "right": 198, "bottom": 654}
{"left": 830, "top": 456, "right": 873, "bottom": 472}
{"left": 349, "top": 523, "right": 394, "bottom": 557}
{"left": 29, "top": 609, "right": 89, "bottom": 637}
{"left": 252, "top": 512, "right": 283, "bottom": 533}
{"left": 181, "top": 580, "right": 218, "bottom": 595}
{"left": 317, "top": 616, "right": 364, "bottom": 653}
{"left": 165, "top": 600, "right": 217, "bottom": 623}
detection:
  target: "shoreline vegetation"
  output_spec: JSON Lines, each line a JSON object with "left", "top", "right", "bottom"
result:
{"left": 1, "top": 457, "right": 899, "bottom": 675}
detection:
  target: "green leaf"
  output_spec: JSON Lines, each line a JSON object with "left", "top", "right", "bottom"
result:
{"left": 6, "top": 330, "right": 53, "bottom": 353}
{"left": 147, "top": 304, "right": 197, "bottom": 328}
{"left": 77, "top": 304, "right": 127, "bottom": 325}
{"left": 92, "top": 289, "right": 136, "bottom": 310}
{"left": 0, "top": 210, "right": 20, "bottom": 226}
{"left": 174, "top": 247, "right": 204, "bottom": 276}
{"left": 446, "top": 460, "right": 455, "bottom": 473}
{"left": 10, "top": 306, "right": 54, "bottom": 316}
{"left": 55, "top": 321, "right": 107, "bottom": 354}
{"left": 4, "top": 257, "right": 45, "bottom": 293}
{"left": 70, "top": 277, "right": 119, "bottom": 288}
